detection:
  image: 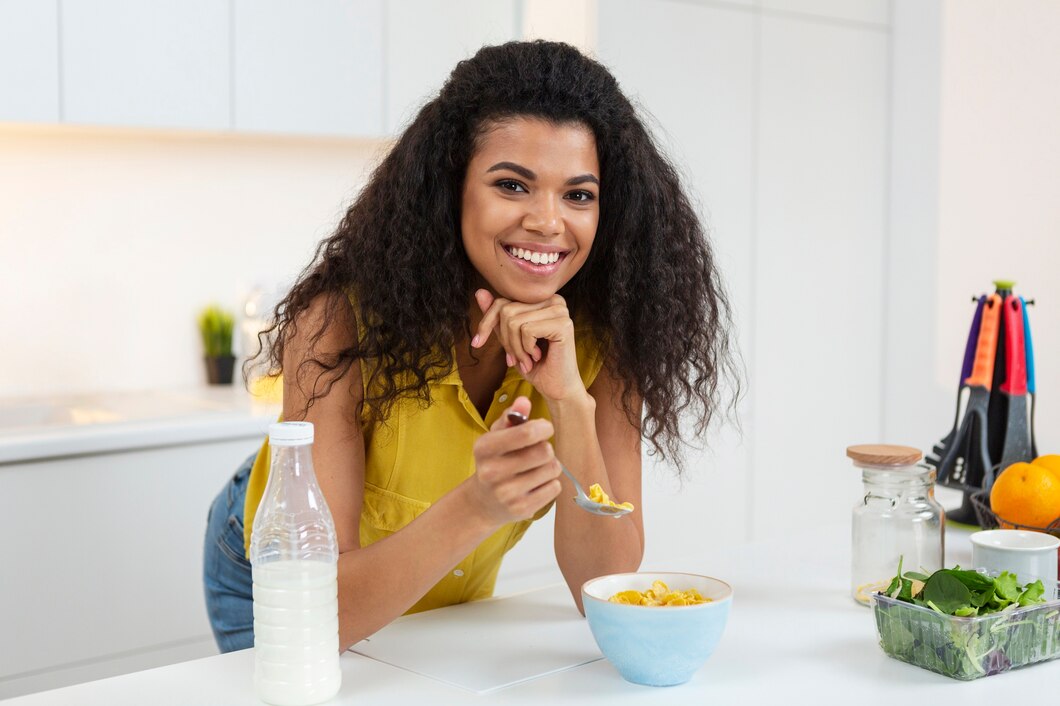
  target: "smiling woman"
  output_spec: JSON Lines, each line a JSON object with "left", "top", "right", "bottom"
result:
{"left": 462, "top": 119, "right": 599, "bottom": 306}
{"left": 202, "top": 40, "right": 739, "bottom": 656}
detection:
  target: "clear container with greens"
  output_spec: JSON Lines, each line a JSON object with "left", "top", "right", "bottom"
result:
{"left": 874, "top": 587, "right": 1060, "bottom": 680}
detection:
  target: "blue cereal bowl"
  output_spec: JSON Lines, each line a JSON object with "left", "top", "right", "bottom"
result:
{"left": 581, "top": 572, "right": 733, "bottom": 686}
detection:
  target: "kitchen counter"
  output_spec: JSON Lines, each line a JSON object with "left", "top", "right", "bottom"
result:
{"left": 6, "top": 524, "right": 1056, "bottom": 705}
{"left": 0, "top": 386, "right": 279, "bottom": 463}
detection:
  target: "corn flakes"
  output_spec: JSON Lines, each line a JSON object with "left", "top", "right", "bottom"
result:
{"left": 608, "top": 580, "right": 711, "bottom": 606}
{"left": 587, "top": 483, "right": 635, "bottom": 512}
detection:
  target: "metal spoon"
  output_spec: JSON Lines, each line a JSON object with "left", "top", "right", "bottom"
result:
{"left": 506, "top": 411, "right": 632, "bottom": 518}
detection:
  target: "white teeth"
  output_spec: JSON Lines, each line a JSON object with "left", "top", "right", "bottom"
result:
{"left": 507, "top": 246, "right": 562, "bottom": 265}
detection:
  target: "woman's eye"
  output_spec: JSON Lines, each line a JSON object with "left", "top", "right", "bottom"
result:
{"left": 566, "top": 190, "right": 595, "bottom": 203}
{"left": 496, "top": 179, "right": 527, "bottom": 193}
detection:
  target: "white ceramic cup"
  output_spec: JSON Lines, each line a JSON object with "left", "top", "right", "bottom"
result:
{"left": 971, "top": 529, "right": 1059, "bottom": 598}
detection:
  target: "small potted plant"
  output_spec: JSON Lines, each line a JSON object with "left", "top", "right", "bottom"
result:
{"left": 198, "top": 304, "right": 235, "bottom": 385}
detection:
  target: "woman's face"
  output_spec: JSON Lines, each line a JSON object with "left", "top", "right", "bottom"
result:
{"left": 461, "top": 117, "right": 600, "bottom": 304}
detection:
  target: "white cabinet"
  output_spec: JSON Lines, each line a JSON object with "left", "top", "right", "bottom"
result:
{"left": 0, "top": 437, "right": 260, "bottom": 696}
{"left": 0, "top": 0, "right": 59, "bottom": 122}
{"left": 233, "top": 0, "right": 385, "bottom": 137}
{"left": 384, "top": 0, "right": 519, "bottom": 132}
{"left": 592, "top": 1, "right": 889, "bottom": 549}
{"left": 752, "top": 16, "right": 888, "bottom": 532}
{"left": 759, "top": 0, "right": 890, "bottom": 25}
{"left": 61, "top": 0, "right": 230, "bottom": 130}
{"left": 6, "top": 0, "right": 521, "bottom": 137}
{"left": 596, "top": 0, "right": 755, "bottom": 554}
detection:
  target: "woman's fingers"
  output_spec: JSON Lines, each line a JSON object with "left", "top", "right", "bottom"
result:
{"left": 505, "top": 310, "right": 571, "bottom": 374}
{"left": 471, "top": 397, "right": 562, "bottom": 521}
{"left": 492, "top": 396, "right": 532, "bottom": 430}
{"left": 471, "top": 290, "right": 507, "bottom": 349}
{"left": 513, "top": 315, "right": 571, "bottom": 371}
{"left": 470, "top": 291, "right": 573, "bottom": 376}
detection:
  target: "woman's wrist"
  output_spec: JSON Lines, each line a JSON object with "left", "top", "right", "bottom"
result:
{"left": 545, "top": 389, "right": 595, "bottom": 424}
{"left": 451, "top": 477, "right": 508, "bottom": 536}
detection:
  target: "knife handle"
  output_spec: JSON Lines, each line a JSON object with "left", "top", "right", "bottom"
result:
{"left": 1000, "top": 295, "right": 1027, "bottom": 395}
{"left": 961, "top": 296, "right": 986, "bottom": 384}
{"left": 965, "top": 294, "right": 1001, "bottom": 389}
{"left": 1021, "top": 296, "right": 1036, "bottom": 394}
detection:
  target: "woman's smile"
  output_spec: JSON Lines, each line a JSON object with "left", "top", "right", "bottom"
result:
{"left": 500, "top": 242, "right": 570, "bottom": 275}
{"left": 462, "top": 117, "right": 600, "bottom": 303}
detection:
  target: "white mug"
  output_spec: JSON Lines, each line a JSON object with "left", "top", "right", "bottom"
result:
{"left": 971, "top": 529, "right": 1059, "bottom": 599}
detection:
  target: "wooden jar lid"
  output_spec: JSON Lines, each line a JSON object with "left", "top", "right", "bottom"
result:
{"left": 846, "top": 444, "right": 923, "bottom": 467}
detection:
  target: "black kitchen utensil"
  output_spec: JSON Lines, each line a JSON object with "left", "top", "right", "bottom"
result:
{"left": 937, "top": 293, "right": 1002, "bottom": 524}
{"left": 927, "top": 295, "right": 984, "bottom": 476}
{"left": 998, "top": 295, "right": 1032, "bottom": 468}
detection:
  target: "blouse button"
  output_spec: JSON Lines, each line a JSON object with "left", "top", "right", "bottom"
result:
{"left": 498, "top": 393, "right": 509, "bottom": 403}
{"left": 453, "top": 569, "right": 465, "bottom": 577}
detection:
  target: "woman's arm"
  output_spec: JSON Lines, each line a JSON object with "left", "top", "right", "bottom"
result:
{"left": 470, "top": 290, "right": 644, "bottom": 612}
{"left": 550, "top": 365, "right": 644, "bottom": 612}
{"left": 284, "top": 294, "right": 561, "bottom": 651}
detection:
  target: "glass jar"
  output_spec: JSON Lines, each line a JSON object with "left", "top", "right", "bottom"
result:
{"left": 849, "top": 444, "right": 945, "bottom": 606}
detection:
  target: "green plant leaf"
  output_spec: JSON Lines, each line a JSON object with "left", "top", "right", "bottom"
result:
{"left": 995, "top": 572, "right": 1020, "bottom": 602}
{"left": 1018, "top": 580, "right": 1045, "bottom": 607}
{"left": 922, "top": 572, "right": 973, "bottom": 615}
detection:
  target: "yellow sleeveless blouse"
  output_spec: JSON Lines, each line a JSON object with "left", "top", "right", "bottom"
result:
{"left": 242, "top": 324, "right": 604, "bottom": 614}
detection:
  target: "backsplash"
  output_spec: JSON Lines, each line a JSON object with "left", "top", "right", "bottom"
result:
{"left": 1, "top": 124, "right": 385, "bottom": 397}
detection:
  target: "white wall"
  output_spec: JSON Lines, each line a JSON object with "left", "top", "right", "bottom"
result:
{"left": 0, "top": 124, "right": 385, "bottom": 397}
{"left": 887, "top": 0, "right": 1060, "bottom": 459}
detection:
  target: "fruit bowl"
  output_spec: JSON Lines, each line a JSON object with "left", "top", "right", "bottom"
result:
{"left": 581, "top": 572, "right": 732, "bottom": 686}
{"left": 971, "top": 490, "right": 1060, "bottom": 537}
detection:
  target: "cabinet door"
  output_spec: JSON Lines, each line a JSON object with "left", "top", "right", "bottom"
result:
{"left": 233, "top": 0, "right": 384, "bottom": 137}
{"left": 596, "top": 0, "right": 755, "bottom": 552}
{"left": 61, "top": 0, "right": 230, "bottom": 130}
{"left": 752, "top": 15, "right": 889, "bottom": 534}
{"left": 383, "top": 0, "right": 518, "bottom": 133}
{"left": 0, "top": 438, "right": 259, "bottom": 684}
{"left": 759, "top": 0, "right": 889, "bottom": 25}
{"left": 0, "top": 0, "right": 59, "bottom": 122}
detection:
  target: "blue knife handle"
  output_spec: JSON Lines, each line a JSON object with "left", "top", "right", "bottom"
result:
{"left": 1021, "top": 295, "right": 1035, "bottom": 394}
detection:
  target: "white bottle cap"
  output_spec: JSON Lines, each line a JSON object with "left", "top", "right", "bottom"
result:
{"left": 268, "top": 421, "right": 314, "bottom": 446}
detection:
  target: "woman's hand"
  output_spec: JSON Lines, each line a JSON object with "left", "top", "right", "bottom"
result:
{"left": 471, "top": 289, "right": 586, "bottom": 403}
{"left": 464, "top": 396, "right": 562, "bottom": 526}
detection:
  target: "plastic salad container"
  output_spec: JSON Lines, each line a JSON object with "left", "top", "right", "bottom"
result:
{"left": 874, "top": 588, "right": 1060, "bottom": 680}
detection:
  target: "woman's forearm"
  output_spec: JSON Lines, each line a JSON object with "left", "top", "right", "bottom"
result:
{"left": 549, "top": 393, "right": 644, "bottom": 612}
{"left": 335, "top": 483, "right": 497, "bottom": 651}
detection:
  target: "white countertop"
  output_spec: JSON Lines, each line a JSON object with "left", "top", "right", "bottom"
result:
{"left": 0, "top": 387, "right": 279, "bottom": 463}
{"left": 6, "top": 524, "right": 1057, "bottom": 705}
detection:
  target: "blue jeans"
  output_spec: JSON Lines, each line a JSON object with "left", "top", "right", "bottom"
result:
{"left": 203, "top": 453, "right": 255, "bottom": 652}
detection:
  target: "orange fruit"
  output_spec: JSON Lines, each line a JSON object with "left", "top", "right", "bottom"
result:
{"left": 1032, "top": 455, "right": 1060, "bottom": 483}
{"left": 990, "top": 462, "right": 1060, "bottom": 528}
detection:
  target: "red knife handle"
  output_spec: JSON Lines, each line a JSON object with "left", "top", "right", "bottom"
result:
{"left": 966, "top": 293, "right": 1001, "bottom": 389}
{"left": 1000, "top": 295, "right": 1027, "bottom": 395}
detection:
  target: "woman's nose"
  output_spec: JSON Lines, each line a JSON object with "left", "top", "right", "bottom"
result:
{"left": 522, "top": 195, "right": 563, "bottom": 236}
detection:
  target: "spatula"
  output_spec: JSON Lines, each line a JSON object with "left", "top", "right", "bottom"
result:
{"left": 937, "top": 293, "right": 1002, "bottom": 489}
{"left": 999, "top": 295, "right": 1032, "bottom": 468}
{"left": 927, "top": 295, "right": 985, "bottom": 473}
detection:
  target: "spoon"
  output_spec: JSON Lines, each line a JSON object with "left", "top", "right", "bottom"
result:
{"left": 506, "top": 411, "right": 632, "bottom": 518}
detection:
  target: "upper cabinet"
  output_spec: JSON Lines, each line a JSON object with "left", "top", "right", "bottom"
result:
{"left": 2, "top": 0, "right": 520, "bottom": 138}
{"left": 233, "top": 0, "right": 384, "bottom": 137}
{"left": 758, "top": 0, "right": 889, "bottom": 25}
{"left": 0, "top": 0, "right": 60, "bottom": 123}
{"left": 384, "top": 0, "right": 519, "bottom": 133}
{"left": 61, "top": 0, "right": 230, "bottom": 131}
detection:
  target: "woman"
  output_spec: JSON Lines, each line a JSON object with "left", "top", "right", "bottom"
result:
{"left": 203, "top": 40, "right": 737, "bottom": 654}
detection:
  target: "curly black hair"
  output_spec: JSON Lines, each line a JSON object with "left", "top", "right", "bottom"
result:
{"left": 252, "top": 40, "right": 740, "bottom": 468}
